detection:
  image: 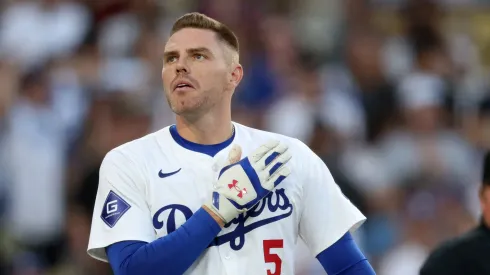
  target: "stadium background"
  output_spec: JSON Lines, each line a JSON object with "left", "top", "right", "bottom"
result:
{"left": 0, "top": 0, "right": 489, "bottom": 274}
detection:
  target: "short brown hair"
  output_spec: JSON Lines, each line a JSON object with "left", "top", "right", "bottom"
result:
{"left": 171, "top": 13, "right": 239, "bottom": 53}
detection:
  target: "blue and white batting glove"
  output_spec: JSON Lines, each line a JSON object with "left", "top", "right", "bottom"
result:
{"left": 205, "top": 140, "right": 292, "bottom": 224}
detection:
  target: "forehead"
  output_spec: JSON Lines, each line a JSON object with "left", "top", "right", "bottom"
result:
{"left": 165, "top": 28, "right": 222, "bottom": 53}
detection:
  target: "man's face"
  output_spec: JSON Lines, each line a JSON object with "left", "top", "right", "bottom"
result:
{"left": 162, "top": 28, "right": 235, "bottom": 117}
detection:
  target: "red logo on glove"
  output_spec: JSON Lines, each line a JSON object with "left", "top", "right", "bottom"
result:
{"left": 228, "top": 179, "right": 247, "bottom": 198}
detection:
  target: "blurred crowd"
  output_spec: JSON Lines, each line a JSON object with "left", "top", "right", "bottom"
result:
{"left": 0, "top": 0, "right": 489, "bottom": 274}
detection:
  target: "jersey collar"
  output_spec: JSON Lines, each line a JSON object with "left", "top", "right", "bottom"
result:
{"left": 169, "top": 124, "right": 235, "bottom": 157}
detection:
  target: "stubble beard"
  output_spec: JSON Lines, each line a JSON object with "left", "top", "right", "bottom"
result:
{"left": 166, "top": 90, "right": 211, "bottom": 119}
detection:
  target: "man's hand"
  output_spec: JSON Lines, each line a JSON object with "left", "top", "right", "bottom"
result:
{"left": 205, "top": 140, "right": 292, "bottom": 224}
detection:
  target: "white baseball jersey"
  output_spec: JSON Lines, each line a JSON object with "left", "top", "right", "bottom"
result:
{"left": 87, "top": 122, "right": 366, "bottom": 275}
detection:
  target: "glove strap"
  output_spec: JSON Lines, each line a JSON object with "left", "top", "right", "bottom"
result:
{"left": 204, "top": 192, "right": 240, "bottom": 224}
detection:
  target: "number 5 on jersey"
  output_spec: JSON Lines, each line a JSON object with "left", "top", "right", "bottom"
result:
{"left": 263, "top": 239, "right": 283, "bottom": 275}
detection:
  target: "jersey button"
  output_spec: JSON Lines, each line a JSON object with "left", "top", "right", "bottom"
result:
{"left": 212, "top": 164, "right": 219, "bottom": 172}
{"left": 224, "top": 254, "right": 230, "bottom": 260}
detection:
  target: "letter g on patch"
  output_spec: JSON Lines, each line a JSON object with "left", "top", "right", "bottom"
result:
{"left": 101, "top": 191, "right": 131, "bottom": 228}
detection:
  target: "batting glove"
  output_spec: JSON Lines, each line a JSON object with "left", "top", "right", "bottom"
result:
{"left": 205, "top": 140, "right": 292, "bottom": 224}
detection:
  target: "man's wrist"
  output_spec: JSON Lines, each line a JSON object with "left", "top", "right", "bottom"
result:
{"left": 202, "top": 205, "right": 225, "bottom": 227}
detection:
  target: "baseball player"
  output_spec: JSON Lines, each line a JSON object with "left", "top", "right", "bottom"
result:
{"left": 87, "top": 12, "right": 375, "bottom": 275}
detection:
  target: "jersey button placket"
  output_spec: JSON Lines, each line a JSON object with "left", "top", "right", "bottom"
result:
{"left": 212, "top": 156, "right": 224, "bottom": 189}
{"left": 218, "top": 243, "right": 233, "bottom": 262}
{"left": 219, "top": 246, "right": 236, "bottom": 275}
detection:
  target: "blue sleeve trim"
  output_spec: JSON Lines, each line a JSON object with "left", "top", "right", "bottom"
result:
{"left": 106, "top": 207, "right": 222, "bottom": 275}
{"left": 316, "top": 232, "right": 375, "bottom": 275}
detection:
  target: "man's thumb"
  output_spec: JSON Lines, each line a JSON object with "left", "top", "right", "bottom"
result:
{"left": 225, "top": 144, "right": 242, "bottom": 166}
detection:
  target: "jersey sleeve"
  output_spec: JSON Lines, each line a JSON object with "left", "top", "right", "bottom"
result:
{"left": 297, "top": 142, "right": 366, "bottom": 256}
{"left": 87, "top": 149, "right": 155, "bottom": 262}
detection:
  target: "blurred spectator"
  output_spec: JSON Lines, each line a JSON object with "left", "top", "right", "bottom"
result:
{"left": 379, "top": 67, "right": 476, "bottom": 188}
{"left": 264, "top": 52, "right": 324, "bottom": 143}
{"left": 48, "top": 203, "right": 111, "bottom": 275}
{"left": 378, "top": 28, "right": 476, "bottom": 188}
{"left": 235, "top": 14, "right": 296, "bottom": 111}
{"left": 290, "top": 0, "right": 343, "bottom": 57}
{"left": 379, "top": 190, "right": 437, "bottom": 275}
{"left": 70, "top": 93, "right": 152, "bottom": 211}
{"left": 308, "top": 121, "right": 368, "bottom": 214}
{"left": 0, "top": 0, "right": 90, "bottom": 70}
{"left": 382, "top": 0, "right": 444, "bottom": 82}
{"left": 52, "top": 93, "right": 151, "bottom": 274}
{"left": 322, "top": 27, "right": 398, "bottom": 144}
{"left": 2, "top": 67, "right": 68, "bottom": 270}
{"left": 345, "top": 28, "right": 399, "bottom": 143}
{"left": 382, "top": 0, "right": 485, "bottom": 109}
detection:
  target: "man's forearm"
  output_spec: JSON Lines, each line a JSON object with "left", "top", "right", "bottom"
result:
{"left": 106, "top": 207, "right": 222, "bottom": 275}
{"left": 317, "top": 233, "right": 376, "bottom": 275}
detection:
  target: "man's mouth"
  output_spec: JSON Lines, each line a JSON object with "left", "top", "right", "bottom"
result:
{"left": 176, "top": 83, "right": 192, "bottom": 89}
{"left": 173, "top": 80, "right": 195, "bottom": 91}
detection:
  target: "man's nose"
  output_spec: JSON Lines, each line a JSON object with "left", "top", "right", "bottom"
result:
{"left": 176, "top": 60, "right": 189, "bottom": 74}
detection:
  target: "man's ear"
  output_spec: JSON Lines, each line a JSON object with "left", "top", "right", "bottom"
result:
{"left": 230, "top": 63, "right": 243, "bottom": 88}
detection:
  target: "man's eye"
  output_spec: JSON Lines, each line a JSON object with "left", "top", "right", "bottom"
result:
{"left": 166, "top": 56, "right": 177, "bottom": 63}
{"left": 194, "top": 54, "right": 205, "bottom": 60}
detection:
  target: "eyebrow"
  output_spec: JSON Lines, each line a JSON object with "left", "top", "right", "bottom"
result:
{"left": 163, "top": 47, "right": 214, "bottom": 60}
{"left": 187, "top": 47, "right": 213, "bottom": 56}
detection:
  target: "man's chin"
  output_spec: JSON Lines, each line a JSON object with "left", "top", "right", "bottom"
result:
{"left": 167, "top": 95, "right": 210, "bottom": 117}
{"left": 170, "top": 103, "right": 205, "bottom": 117}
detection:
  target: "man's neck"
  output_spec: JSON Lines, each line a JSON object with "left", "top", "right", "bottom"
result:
{"left": 175, "top": 111, "right": 233, "bottom": 145}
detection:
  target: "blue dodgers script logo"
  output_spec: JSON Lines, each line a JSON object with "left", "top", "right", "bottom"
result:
{"left": 101, "top": 191, "right": 131, "bottom": 228}
{"left": 152, "top": 188, "right": 293, "bottom": 251}
{"left": 152, "top": 204, "right": 193, "bottom": 233}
